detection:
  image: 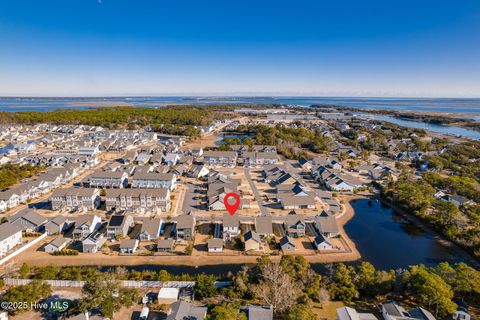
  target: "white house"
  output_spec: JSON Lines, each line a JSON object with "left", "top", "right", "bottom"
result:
{"left": 0, "top": 223, "right": 23, "bottom": 257}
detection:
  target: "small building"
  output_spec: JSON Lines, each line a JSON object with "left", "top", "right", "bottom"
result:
{"left": 314, "top": 234, "right": 333, "bottom": 250}
{"left": 244, "top": 230, "right": 262, "bottom": 252}
{"left": 157, "top": 287, "right": 179, "bottom": 304}
{"left": 119, "top": 239, "right": 139, "bottom": 254}
{"left": 279, "top": 236, "right": 296, "bottom": 253}
{"left": 453, "top": 299, "right": 470, "bottom": 320}
{"left": 156, "top": 238, "right": 175, "bottom": 252}
{"left": 44, "top": 237, "right": 70, "bottom": 253}
{"left": 207, "top": 238, "right": 224, "bottom": 253}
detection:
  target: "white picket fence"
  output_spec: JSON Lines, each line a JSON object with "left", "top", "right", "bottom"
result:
{"left": 0, "top": 233, "right": 48, "bottom": 266}
{"left": 3, "top": 278, "right": 231, "bottom": 289}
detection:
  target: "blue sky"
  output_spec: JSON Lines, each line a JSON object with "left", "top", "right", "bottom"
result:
{"left": 0, "top": 0, "right": 479, "bottom": 97}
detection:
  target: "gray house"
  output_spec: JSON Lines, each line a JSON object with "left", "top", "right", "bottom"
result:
{"left": 82, "top": 230, "right": 107, "bottom": 253}
{"left": 9, "top": 209, "right": 48, "bottom": 233}
{"left": 44, "top": 237, "right": 70, "bottom": 253}
{"left": 106, "top": 214, "right": 134, "bottom": 239}
{"left": 138, "top": 218, "right": 163, "bottom": 241}
{"left": 175, "top": 215, "right": 195, "bottom": 240}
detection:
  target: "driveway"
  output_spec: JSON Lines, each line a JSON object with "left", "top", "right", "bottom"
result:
{"left": 244, "top": 168, "right": 269, "bottom": 216}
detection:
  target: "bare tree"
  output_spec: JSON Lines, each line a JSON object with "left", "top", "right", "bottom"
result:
{"left": 253, "top": 263, "right": 299, "bottom": 314}
{"left": 318, "top": 287, "right": 330, "bottom": 308}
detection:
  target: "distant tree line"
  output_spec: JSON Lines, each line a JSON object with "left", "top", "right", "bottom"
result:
{"left": 0, "top": 164, "right": 44, "bottom": 190}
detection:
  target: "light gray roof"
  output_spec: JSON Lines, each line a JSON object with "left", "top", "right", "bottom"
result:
{"left": 255, "top": 216, "right": 273, "bottom": 235}
{"left": 166, "top": 300, "right": 207, "bottom": 320}
{"left": 207, "top": 238, "right": 223, "bottom": 248}
{"left": 176, "top": 215, "right": 195, "bottom": 229}
{"left": 140, "top": 218, "right": 162, "bottom": 236}
{"left": 10, "top": 209, "right": 48, "bottom": 226}
{"left": 47, "top": 236, "right": 70, "bottom": 248}
{"left": 156, "top": 238, "right": 174, "bottom": 249}
{"left": 222, "top": 213, "right": 239, "bottom": 228}
{"left": 119, "top": 239, "right": 138, "bottom": 249}
{"left": 0, "top": 222, "right": 22, "bottom": 241}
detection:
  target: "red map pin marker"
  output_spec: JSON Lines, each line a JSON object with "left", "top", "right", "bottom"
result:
{"left": 224, "top": 192, "right": 240, "bottom": 216}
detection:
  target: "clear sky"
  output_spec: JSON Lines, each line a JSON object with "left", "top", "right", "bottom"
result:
{"left": 0, "top": 0, "right": 479, "bottom": 97}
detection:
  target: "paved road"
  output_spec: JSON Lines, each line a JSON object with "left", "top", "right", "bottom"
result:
{"left": 181, "top": 182, "right": 198, "bottom": 214}
{"left": 244, "top": 168, "right": 270, "bottom": 216}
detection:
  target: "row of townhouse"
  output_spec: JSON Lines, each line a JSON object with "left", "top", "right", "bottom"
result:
{"left": 105, "top": 188, "right": 171, "bottom": 213}
{"left": 210, "top": 211, "right": 339, "bottom": 254}
{"left": 87, "top": 169, "right": 177, "bottom": 190}
{"left": 0, "top": 164, "right": 86, "bottom": 212}
{"left": 50, "top": 187, "right": 101, "bottom": 211}
{"left": 313, "top": 166, "right": 364, "bottom": 192}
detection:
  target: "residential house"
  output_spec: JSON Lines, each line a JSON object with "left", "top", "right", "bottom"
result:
{"left": 156, "top": 239, "right": 175, "bottom": 252}
{"left": 106, "top": 214, "right": 134, "bottom": 239}
{"left": 72, "top": 215, "right": 103, "bottom": 239}
{"left": 382, "top": 302, "right": 416, "bottom": 320}
{"left": 278, "top": 195, "right": 316, "bottom": 210}
{"left": 203, "top": 151, "right": 238, "bottom": 167}
{"left": 188, "top": 164, "right": 210, "bottom": 179}
{"left": 9, "top": 209, "right": 48, "bottom": 232}
{"left": 50, "top": 187, "right": 101, "bottom": 211}
{"left": 163, "top": 153, "right": 180, "bottom": 166}
{"left": 222, "top": 213, "right": 240, "bottom": 241}
{"left": 453, "top": 300, "right": 470, "bottom": 320}
{"left": 106, "top": 188, "right": 171, "bottom": 213}
{"left": 119, "top": 239, "right": 139, "bottom": 254}
{"left": 255, "top": 216, "right": 274, "bottom": 238}
{"left": 314, "top": 234, "right": 333, "bottom": 250}
{"left": 44, "top": 216, "right": 74, "bottom": 235}
{"left": 284, "top": 214, "right": 306, "bottom": 237}
{"left": 243, "top": 152, "right": 278, "bottom": 167}
{"left": 44, "top": 237, "right": 70, "bottom": 253}
{"left": 315, "top": 211, "right": 340, "bottom": 237}
{"left": 138, "top": 217, "right": 163, "bottom": 241}
{"left": 0, "top": 189, "right": 20, "bottom": 211}
{"left": 252, "top": 145, "right": 276, "bottom": 153}
{"left": 0, "top": 223, "right": 22, "bottom": 257}
{"left": 408, "top": 308, "right": 437, "bottom": 320}
{"left": 88, "top": 171, "right": 128, "bottom": 188}
{"left": 166, "top": 301, "right": 207, "bottom": 320}
{"left": 279, "top": 236, "right": 296, "bottom": 253}
{"left": 207, "top": 238, "right": 224, "bottom": 253}
{"left": 175, "top": 215, "right": 195, "bottom": 240}
{"left": 82, "top": 230, "right": 106, "bottom": 253}
{"left": 131, "top": 172, "right": 177, "bottom": 190}
{"left": 240, "top": 305, "right": 274, "bottom": 320}
{"left": 191, "top": 147, "right": 204, "bottom": 157}
{"left": 244, "top": 230, "right": 262, "bottom": 252}
{"left": 336, "top": 307, "right": 378, "bottom": 320}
